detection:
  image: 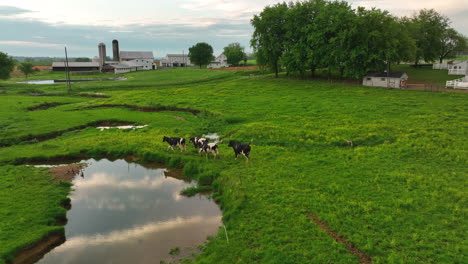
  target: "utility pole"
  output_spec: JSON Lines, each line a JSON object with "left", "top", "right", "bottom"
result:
{"left": 182, "top": 50, "right": 185, "bottom": 67}
{"left": 64, "top": 47, "right": 72, "bottom": 93}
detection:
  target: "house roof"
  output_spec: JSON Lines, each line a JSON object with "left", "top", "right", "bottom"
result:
{"left": 120, "top": 51, "right": 154, "bottom": 60}
{"left": 52, "top": 62, "right": 99, "bottom": 67}
{"left": 365, "top": 71, "right": 407, "bottom": 78}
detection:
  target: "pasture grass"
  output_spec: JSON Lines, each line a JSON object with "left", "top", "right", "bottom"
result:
{"left": 0, "top": 166, "right": 71, "bottom": 264}
{"left": 0, "top": 68, "right": 466, "bottom": 263}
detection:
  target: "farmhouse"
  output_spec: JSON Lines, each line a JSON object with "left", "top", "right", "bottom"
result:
{"left": 160, "top": 54, "right": 193, "bottom": 68}
{"left": 362, "top": 72, "right": 408, "bottom": 89}
{"left": 208, "top": 53, "right": 229, "bottom": 68}
{"left": 52, "top": 62, "right": 100, "bottom": 72}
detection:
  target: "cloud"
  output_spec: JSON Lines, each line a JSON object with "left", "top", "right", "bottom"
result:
{"left": 54, "top": 215, "right": 222, "bottom": 252}
{"left": 0, "top": 6, "right": 31, "bottom": 16}
{"left": 0, "top": 40, "right": 63, "bottom": 48}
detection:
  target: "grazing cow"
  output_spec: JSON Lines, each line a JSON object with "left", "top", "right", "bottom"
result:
{"left": 199, "top": 141, "right": 219, "bottom": 158}
{"left": 228, "top": 140, "right": 251, "bottom": 160}
{"left": 163, "top": 136, "right": 186, "bottom": 151}
{"left": 189, "top": 137, "right": 207, "bottom": 149}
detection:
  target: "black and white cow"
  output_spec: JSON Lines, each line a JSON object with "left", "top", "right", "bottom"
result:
{"left": 199, "top": 141, "right": 219, "bottom": 158}
{"left": 189, "top": 137, "right": 207, "bottom": 149}
{"left": 163, "top": 136, "right": 186, "bottom": 151}
{"left": 228, "top": 140, "right": 251, "bottom": 160}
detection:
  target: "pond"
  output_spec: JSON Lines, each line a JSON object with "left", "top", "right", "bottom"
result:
{"left": 17, "top": 77, "right": 127, "bottom": 85}
{"left": 36, "top": 158, "right": 222, "bottom": 264}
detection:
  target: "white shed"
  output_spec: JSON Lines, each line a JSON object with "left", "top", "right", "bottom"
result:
{"left": 363, "top": 72, "right": 408, "bottom": 89}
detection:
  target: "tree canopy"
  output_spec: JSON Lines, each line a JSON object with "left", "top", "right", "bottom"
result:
{"left": 251, "top": 2, "right": 288, "bottom": 77}
{"left": 18, "top": 62, "right": 35, "bottom": 79}
{"left": 250, "top": 1, "right": 465, "bottom": 78}
{"left": 407, "top": 9, "right": 450, "bottom": 65}
{"left": 188, "top": 42, "right": 214, "bottom": 68}
{"left": 437, "top": 28, "right": 467, "bottom": 63}
{"left": 223, "top": 43, "right": 245, "bottom": 66}
{"left": 0, "top": 52, "right": 15, "bottom": 80}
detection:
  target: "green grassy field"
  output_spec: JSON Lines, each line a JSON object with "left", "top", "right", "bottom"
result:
{"left": 0, "top": 68, "right": 466, "bottom": 263}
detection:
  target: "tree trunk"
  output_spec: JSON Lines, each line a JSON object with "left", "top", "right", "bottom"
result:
{"left": 439, "top": 57, "right": 443, "bottom": 64}
{"left": 274, "top": 62, "right": 279, "bottom": 78}
{"left": 310, "top": 67, "right": 315, "bottom": 77}
{"left": 339, "top": 67, "right": 344, "bottom": 79}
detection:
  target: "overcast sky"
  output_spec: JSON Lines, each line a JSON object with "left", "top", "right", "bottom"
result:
{"left": 0, "top": 0, "right": 467, "bottom": 58}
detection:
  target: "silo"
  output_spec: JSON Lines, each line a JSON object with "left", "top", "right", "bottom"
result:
{"left": 112, "top": 40, "right": 120, "bottom": 62}
{"left": 98, "top": 42, "right": 106, "bottom": 67}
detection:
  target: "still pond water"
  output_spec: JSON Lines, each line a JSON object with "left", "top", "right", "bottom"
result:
{"left": 36, "top": 159, "right": 222, "bottom": 264}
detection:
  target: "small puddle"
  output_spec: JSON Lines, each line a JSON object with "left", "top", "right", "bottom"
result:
{"left": 35, "top": 158, "right": 222, "bottom": 264}
{"left": 17, "top": 80, "right": 55, "bottom": 84}
{"left": 17, "top": 77, "right": 127, "bottom": 85}
{"left": 96, "top": 125, "right": 148, "bottom": 131}
{"left": 203, "top": 133, "right": 220, "bottom": 142}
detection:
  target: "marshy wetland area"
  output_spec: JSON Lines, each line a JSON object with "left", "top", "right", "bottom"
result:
{"left": 0, "top": 68, "right": 466, "bottom": 263}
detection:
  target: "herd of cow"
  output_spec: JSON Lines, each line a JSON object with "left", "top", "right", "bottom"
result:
{"left": 162, "top": 136, "right": 252, "bottom": 160}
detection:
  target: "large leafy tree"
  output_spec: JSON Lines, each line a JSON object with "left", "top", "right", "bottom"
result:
{"left": 311, "top": 0, "right": 356, "bottom": 78}
{"left": 18, "top": 62, "right": 35, "bottom": 79}
{"left": 408, "top": 9, "right": 449, "bottom": 65}
{"left": 223, "top": 43, "right": 245, "bottom": 66}
{"left": 348, "top": 8, "right": 415, "bottom": 77}
{"left": 282, "top": 0, "right": 325, "bottom": 76}
{"left": 438, "top": 28, "right": 467, "bottom": 63}
{"left": 251, "top": 2, "right": 288, "bottom": 77}
{"left": 188, "top": 42, "right": 214, "bottom": 69}
{"left": 0, "top": 52, "right": 15, "bottom": 80}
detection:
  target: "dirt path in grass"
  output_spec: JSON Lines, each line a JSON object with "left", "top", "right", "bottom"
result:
{"left": 308, "top": 213, "right": 372, "bottom": 264}
{"left": 10, "top": 233, "right": 65, "bottom": 264}
{"left": 47, "top": 163, "right": 85, "bottom": 182}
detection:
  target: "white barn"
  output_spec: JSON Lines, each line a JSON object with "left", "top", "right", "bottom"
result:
{"left": 160, "top": 54, "right": 192, "bottom": 68}
{"left": 119, "top": 51, "right": 155, "bottom": 70}
{"left": 363, "top": 72, "right": 408, "bottom": 89}
{"left": 208, "top": 53, "right": 229, "bottom": 68}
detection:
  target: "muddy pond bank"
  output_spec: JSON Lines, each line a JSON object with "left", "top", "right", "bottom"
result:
{"left": 15, "top": 158, "right": 221, "bottom": 264}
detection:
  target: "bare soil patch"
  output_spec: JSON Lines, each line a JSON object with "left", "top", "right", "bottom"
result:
{"left": 1, "top": 120, "right": 135, "bottom": 147}
{"left": 47, "top": 163, "right": 85, "bottom": 182}
{"left": 9, "top": 233, "right": 65, "bottom": 264}
{"left": 27, "top": 103, "right": 68, "bottom": 111}
{"left": 83, "top": 104, "right": 200, "bottom": 115}
{"left": 308, "top": 213, "right": 372, "bottom": 264}
{"left": 171, "top": 115, "right": 188, "bottom": 121}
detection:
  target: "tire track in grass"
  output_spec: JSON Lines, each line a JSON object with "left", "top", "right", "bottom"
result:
{"left": 308, "top": 213, "right": 372, "bottom": 264}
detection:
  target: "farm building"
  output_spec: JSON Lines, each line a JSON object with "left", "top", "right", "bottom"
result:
{"left": 208, "top": 53, "right": 229, "bottom": 68}
{"left": 448, "top": 61, "right": 468, "bottom": 75}
{"left": 52, "top": 62, "right": 100, "bottom": 72}
{"left": 119, "top": 51, "right": 155, "bottom": 70}
{"left": 363, "top": 72, "right": 408, "bottom": 89}
{"left": 160, "top": 54, "right": 193, "bottom": 68}
{"left": 53, "top": 40, "right": 155, "bottom": 74}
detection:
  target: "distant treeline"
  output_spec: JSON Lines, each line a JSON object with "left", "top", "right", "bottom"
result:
{"left": 13, "top": 56, "right": 92, "bottom": 63}
{"left": 251, "top": 0, "right": 468, "bottom": 78}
